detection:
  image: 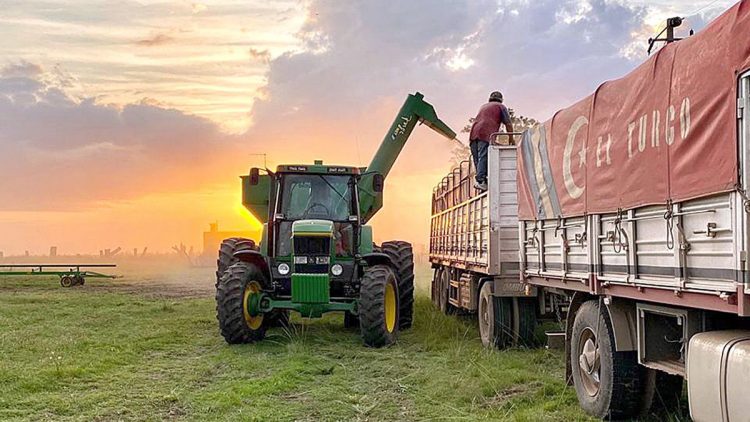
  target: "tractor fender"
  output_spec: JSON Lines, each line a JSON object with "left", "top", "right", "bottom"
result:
{"left": 359, "top": 252, "right": 393, "bottom": 268}
{"left": 233, "top": 249, "right": 271, "bottom": 280}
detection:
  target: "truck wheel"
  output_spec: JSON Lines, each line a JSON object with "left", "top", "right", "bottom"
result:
{"left": 216, "top": 262, "right": 268, "bottom": 344}
{"left": 359, "top": 265, "right": 399, "bottom": 347}
{"left": 216, "top": 237, "right": 255, "bottom": 288}
{"left": 493, "top": 296, "right": 513, "bottom": 348}
{"left": 380, "top": 241, "right": 414, "bottom": 330}
{"left": 439, "top": 267, "right": 456, "bottom": 315}
{"left": 478, "top": 282, "right": 496, "bottom": 347}
{"left": 516, "top": 297, "right": 538, "bottom": 347}
{"left": 431, "top": 267, "right": 442, "bottom": 307}
{"left": 639, "top": 368, "right": 684, "bottom": 415}
{"left": 570, "top": 300, "right": 642, "bottom": 419}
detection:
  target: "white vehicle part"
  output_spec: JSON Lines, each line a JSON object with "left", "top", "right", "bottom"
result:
{"left": 687, "top": 330, "right": 750, "bottom": 422}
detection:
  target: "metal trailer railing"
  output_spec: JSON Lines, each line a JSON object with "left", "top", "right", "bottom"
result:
{"left": 0, "top": 264, "right": 117, "bottom": 287}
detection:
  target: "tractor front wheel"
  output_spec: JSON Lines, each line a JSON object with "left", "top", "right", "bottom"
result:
{"left": 216, "top": 262, "right": 268, "bottom": 344}
{"left": 359, "top": 265, "right": 399, "bottom": 347}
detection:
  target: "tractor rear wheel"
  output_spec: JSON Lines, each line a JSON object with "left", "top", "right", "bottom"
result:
{"left": 359, "top": 265, "right": 399, "bottom": 347}
{"left": 216, "top": 262, "right": 268, "bottom": 344}
{"left": 380, "top": 241, "right": 414, "bottom": 329}
{"left": 216, "top": 237, "right": 255, "bottom": 288}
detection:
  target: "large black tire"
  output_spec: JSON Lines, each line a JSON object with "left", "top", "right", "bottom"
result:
{"left": 570, "top": 300, "right": 642, "bottom": 419}
{"left": 216, "top": 262, "right": 268, "bottom": 344}
{"left": 639, "top": 369, "right": 684, "bottom": 416}
{"left": 493, "top": 296, "right": 513, "bottom": 348}
{"left": 215, "top": 237, "right": 255, "bottom": 288}
{"left": 431, "top": 267, "right": 441, "bottom": 307}
{"left": 359, "top": 265, "right": 399, "bottom": 347}
{"left": 478, "top": 282, "right": 495, "bottom": 347}
{"left": 380, "top": 241, "right": 414, "bottom": 330}
{"left": 438, "top": 267, "right": 456, "bottom": 315}
{"left": 515, "top": 297, "right": 538, "bottom": 347}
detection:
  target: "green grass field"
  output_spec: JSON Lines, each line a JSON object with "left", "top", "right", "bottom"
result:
{"left": 0, "top": 266, "right": 595, "bottom": 421}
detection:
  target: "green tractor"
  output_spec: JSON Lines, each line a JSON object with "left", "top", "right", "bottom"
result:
{"left": 215, "top": 92, "right": 455, "bottom": 347}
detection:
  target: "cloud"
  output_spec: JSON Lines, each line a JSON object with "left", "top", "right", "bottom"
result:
{"left": 0, "top": 62, "right": 243, "bottom": 211}
{"left": 135, "top": 33, "right": 175, "bottom": 47}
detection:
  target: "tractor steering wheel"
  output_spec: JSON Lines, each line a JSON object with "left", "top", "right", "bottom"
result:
{"left": 305, "top": 202, "right": 330, "bottom": 217}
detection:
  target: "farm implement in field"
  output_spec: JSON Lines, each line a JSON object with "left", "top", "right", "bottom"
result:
{"left": 0, "top": 264, "right": 117, "bottom": 287}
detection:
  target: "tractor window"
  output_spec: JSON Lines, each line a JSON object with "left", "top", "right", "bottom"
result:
{"left": 279, "top": 174, "right": 354, "bottom": 221}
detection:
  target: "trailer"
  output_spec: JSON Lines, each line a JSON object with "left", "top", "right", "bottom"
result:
{"left": 0, "top": 264, "right": 117, "bottom": 287}
{"left": 429, "top": 143, "right": 546, "bottom": 347}
{"left": 432, "top": 2, "right": 750, "bottom": 420}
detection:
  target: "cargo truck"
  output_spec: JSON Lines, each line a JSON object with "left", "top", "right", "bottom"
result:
{"left": 431, "top": 2, "right": 750, "bottom": 420}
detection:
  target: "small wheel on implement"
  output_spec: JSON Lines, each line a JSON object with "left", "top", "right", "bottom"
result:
{"left": 216, "top": 262, "right": 268, "bottom": 344}
{"left": 359, "top": 265, "right": 399, "bottom": 347}
{"left": 60, "top": 275, "right": 73, "bottom": 288}
{"left": 73, "top": 275, "right": 85, "bottom": 286}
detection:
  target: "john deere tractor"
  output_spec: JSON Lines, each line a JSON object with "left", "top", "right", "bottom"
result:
{"left": 215, "top": 92, "right": 455, "bottom": 347}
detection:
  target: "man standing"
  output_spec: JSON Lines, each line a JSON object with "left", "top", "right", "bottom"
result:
{"left": 469, "top": 91, "right": 514, "bottom": 191}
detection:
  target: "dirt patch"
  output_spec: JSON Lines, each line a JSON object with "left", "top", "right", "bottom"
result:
{"left": 483, "top": 381, "right": 542, "bottom": 408}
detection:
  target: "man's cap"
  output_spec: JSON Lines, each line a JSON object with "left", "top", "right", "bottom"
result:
{"left": 489, "top": 91, "right": 503, "bottom": 102}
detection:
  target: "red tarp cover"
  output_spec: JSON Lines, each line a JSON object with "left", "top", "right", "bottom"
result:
{"left": 518, "top": 1, "right": 750, "bottom": 220}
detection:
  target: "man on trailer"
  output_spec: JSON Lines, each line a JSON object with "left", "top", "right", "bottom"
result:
{"left": 469, "top": 91, "right": 514, "bottom": 191}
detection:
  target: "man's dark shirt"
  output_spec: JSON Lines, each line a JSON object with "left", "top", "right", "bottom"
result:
{"left": 469, "top": 102, "right": 511, "bottom": 142}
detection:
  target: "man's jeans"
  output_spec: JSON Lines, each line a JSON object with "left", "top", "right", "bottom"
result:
{"left": 470, "top": 140, "right": 489, "bottom": 183}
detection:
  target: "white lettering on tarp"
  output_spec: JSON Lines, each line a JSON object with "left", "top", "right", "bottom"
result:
{"left": 680, "top": 97, "right": 691, "bottom": 140}
{"left": 391, "top": 115, "right": 413, "bottom": 141}
{"left": 622, "top": 96, "right": 691, "bottom": 160}
{"left": 597, "top": 134, "right": 613, "bottom": 167}
{"left": 666, "top": 105, "right": 676, "bottom": 145}
{"left": 651, "top": 110, "right": 660, "bottom": 147}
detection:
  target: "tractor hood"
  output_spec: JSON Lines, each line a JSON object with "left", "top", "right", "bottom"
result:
{"left": 291, "top": 220, "right": 334, "bottom": 236}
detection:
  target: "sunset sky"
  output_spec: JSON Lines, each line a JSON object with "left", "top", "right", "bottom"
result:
{"left": 0, "top": 0, "right": 735, "bottom": 256}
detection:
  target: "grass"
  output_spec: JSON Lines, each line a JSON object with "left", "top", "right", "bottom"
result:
{"left": 0, "top": 268, "right": 591, "bottom": 421}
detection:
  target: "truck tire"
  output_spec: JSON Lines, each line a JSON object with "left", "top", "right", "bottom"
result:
{"left": 478, "top": 282, "right": 495, "bottom": 347}
{"left": 439, "top": 267, "right": 456, "bottom": 315}
{"left": 570, "top": 300, "right": 642, "bottom": 419}
{"left": 639, "top": 369, "right": 684, "bottom": 416}
{"left": 359, "top": 265, "right": 399, "bottom": 347}
{"left": 380, "top": 241, "right": 414, "bottom": 330}
{"left": 216, "top": 237, "right": 255, "bottom": 288}
{"left": 516, "top": 297, "right": 538, "bottom": 347}
{"left": 493, "top": 296, "right": 513, "bottom": 348}
{"left": 216, "top": 262, "right": 268, "bottom": 344}
{"left": 431, "top": 267, "right": 442, "bottom": 307}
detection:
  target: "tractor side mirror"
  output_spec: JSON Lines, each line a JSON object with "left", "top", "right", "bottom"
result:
{"left": 249, "top": 168, "right": 260, "bottom": 185}
{"left": 372, "top": 173, "right": 384, "bottom": 193}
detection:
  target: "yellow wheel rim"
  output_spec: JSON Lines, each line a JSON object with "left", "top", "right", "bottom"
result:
{"left": 385, "top": 281, "right": 397, "bottom": 333}
{"left": 242, "top": 281, "right": 264, "bottom": 330}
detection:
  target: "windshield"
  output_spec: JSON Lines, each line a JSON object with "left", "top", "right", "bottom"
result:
{"left": 278, "top": 174, "right": 354, "bottom": 221}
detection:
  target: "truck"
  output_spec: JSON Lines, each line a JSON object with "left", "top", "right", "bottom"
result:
{"left": 216, "top": 92, "right": 455, "bottom": 348}
{"left": 431, "top": 2, "right": 750, "bottom": 420}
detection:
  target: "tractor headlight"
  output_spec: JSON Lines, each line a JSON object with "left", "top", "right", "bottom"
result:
{"left": 294, "top": 256, "right": 308, "bottom": 264}
{"left": 278, "top": 263, "right": 290, "bottom": 275}
{"left": 331, "top": 264, "right": 343, "bottom": 276}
